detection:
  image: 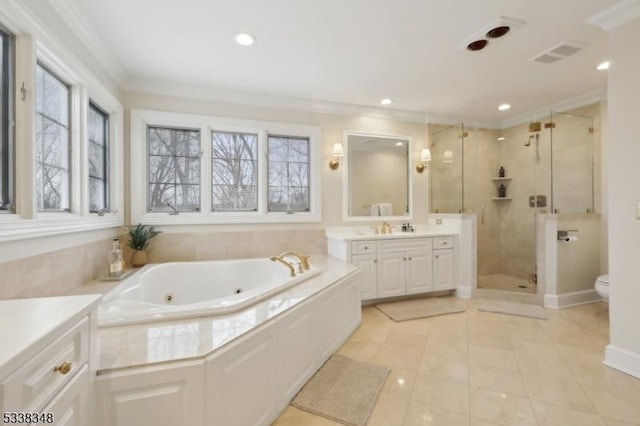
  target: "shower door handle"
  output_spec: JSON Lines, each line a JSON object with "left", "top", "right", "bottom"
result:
{"left": 481, "top": 204, "right": 485, "bottom": 225}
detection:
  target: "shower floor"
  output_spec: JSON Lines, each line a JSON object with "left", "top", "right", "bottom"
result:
{"left": 477, "top": 273, "right": 536, "bottom": 294}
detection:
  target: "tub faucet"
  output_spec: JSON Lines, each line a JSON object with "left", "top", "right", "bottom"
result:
{"left": 166, "top": 202, "right": 179, "bottom": 215}
{"left": 269, "top": 256, "right": 296, "bottom": 277}
{"left": 278, "top": 251, "right": 310, "bottom": 272}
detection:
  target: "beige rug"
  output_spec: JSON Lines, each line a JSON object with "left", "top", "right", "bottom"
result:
{"left": 478, "top": 299, "right": 548, "bottom": 320}
{"left": 374, "top": 297, "right": 467, "bottom": 322}
{"left": 291, "top": 354, "right": 390, "bottom": 426}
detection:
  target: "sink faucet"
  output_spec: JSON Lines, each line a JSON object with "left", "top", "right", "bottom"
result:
{"left": 278, "top": 251, "right": 310, "bottom": 273}
{"left": 269, "top": 256, "right": 296, "bottom": 277}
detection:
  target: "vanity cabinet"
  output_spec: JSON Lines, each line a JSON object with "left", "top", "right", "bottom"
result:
{"left": 328, "top": 235, "right": 457, "bottom": 301}
{"left": 0, "top": 296, "right": 101, "bottom": 426}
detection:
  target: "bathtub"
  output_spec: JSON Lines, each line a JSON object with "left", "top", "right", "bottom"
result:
{"left": 98, "top": 257, "right": 320, "bottom": 327}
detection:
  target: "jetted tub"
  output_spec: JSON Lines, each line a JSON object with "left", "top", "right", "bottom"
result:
{"left": 98, "top": 257, "right": 320, "bottom": 327}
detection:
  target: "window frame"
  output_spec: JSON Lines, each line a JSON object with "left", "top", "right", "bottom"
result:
{"left": 0, "top": 24, "right": 13, "bottom": 213}
{"left": 130, "top": 109, "right": 321, "bottom": 225}
{"left": 87, "top": 100, "right": 110, "bottom": 213}
{"left": 34, "top": 62, "right": 72, "bottom": 212}
{"left": 0, "top": 4, "right": 124, "bottom": 242}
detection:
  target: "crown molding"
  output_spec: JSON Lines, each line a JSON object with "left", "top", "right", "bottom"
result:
{"left": 498, "top": 89, "right": 606, "bottom": 129}
{"left": 46, "top": 0, "right": 127, "bottom": 85}
{"left": 124, "top": 78, "right": 430, "bottom": 124}
{"left": 587, "top": 0, "right": 640, "bottom": 31}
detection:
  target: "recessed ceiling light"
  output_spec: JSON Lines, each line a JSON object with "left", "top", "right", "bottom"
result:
{"left": 498, "top": 103, "right": 511, "bottom": 111}
{"left": 233, "top": 32, "right": 256, "bottom": 46}
{"left": 596, "top": 61, "right": 610, "bottom": 71}
{"left": 395, "top": 142, "right": 403, "bottom": 146}
{"left": 497, "top": 137, "right": 506, "bottom": 141}
{"left": 380, "top": 98, "right": 393, "bottom": 105}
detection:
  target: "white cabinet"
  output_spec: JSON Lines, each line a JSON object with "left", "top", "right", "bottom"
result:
{"left": 406, "top": 249, "right": 434, "bottom": 294}
{"left": 378, "top": 252, "right": 406, "bottom": 297}
{"left": 433, "top": 249, "right": 455, "bottom": 291}
{"left": 0, "top": 296, "right": 100, "bottom": 426}
{"left": 329, "top": 235, "right": 457, "bottom": 301}
{"left": 351, "top": 253, "right": 378, "bottom": 299}
{"left": 95, "top": 361, "right": 205, "bottom": 426}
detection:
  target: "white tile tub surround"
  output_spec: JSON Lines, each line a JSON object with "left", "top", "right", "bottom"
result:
{"left": 96, "top": 255, "right": 358, "bottom": 371}
{"left": 95, "top": 255, "right": 361, "bottom": 426}
{"left": 98, "top": 258, "right": 321, "bottom": 326}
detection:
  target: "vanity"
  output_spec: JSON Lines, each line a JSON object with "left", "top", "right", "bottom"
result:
{"left": 327, "top": 229, "right": 458, "bottom": 301}
{"left": 0, "top": 295, "right": 102, "bottom": 425}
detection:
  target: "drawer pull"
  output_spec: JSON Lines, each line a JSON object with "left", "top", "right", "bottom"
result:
{"left": 54, "top": 361, "right": 72, "bottom": 375}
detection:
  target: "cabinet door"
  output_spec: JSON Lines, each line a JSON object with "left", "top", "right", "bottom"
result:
{"left": 206, "top": 325, "right": 277, "bottom": 426}
{"left": 433, "top": 249, "right": 455, "bottom": 290}
{"left": 351, "top": 253, "right": 378, "bottom": 300}
{"left": 378, "top": 252, "right": 405, "bottom": 297}
{"left": 95, "top": 361, "right": 205, "bottom": 426}
{"left": 406, "top": 249, "right": 434, "bottom": 294}
{"left": 41, "top": 365, "right": 89, "bottom": 426}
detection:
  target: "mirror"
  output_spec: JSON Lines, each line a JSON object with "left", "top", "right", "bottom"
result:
{"left": 344, "top": 132, "right": 412, "bottom": 220}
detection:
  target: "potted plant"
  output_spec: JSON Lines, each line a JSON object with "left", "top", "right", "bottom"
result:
{"left": 127, "top": 224, "right": 162, "bottom": 267}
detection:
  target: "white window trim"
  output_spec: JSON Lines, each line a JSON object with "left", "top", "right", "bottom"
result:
{"left": 0, "top": 2, "right": 124, "bottom": 242}
{"left": 131, "top": 109, "right": 322, "bottom": 225}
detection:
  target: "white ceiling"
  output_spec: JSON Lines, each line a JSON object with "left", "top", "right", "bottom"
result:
{"left": 36, "top": 0, "right": 616, "bottom": 124}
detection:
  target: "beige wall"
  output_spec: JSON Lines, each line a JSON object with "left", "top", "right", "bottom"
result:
{"left": 0, "top": 92, "right": 432, "bottom": 299}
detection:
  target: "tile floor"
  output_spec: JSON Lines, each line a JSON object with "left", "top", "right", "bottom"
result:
{"left": 273, "top": 299, "right": 640, "bottom": 426}
{"left": 478, "top": 274, "right": 536, "bottom": 294}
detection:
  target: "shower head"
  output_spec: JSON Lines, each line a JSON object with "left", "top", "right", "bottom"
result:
{"left": 525, "top": 135, "right": 534, "bottom": 146}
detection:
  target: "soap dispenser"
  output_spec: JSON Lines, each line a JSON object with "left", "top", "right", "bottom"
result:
{"left": 499, "top": 166, "right": 505, "bottom": 177}
{"left": 109, "top": 238, "right": 124, "bottom": 277}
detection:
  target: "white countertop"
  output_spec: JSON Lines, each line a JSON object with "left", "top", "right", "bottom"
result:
{"left": 97, "top": 255, "right": 358, "bottom": 373}
{"left": 326, "top": 227, "right": 457, "bottom": 241}
{"left": 0, "top": 295, "right": 102, "bottom": 379}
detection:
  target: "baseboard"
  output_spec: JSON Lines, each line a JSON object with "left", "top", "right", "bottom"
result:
{"left": 604, "top": 345, "right": 640, "bottom": 379}
{"left": 544, "top": 289, "right": 603, "bottom": 309}
{"left": 455, "top": 286, "right": 473, "bottom": 299}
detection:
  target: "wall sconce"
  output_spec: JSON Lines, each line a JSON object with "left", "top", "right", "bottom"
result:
{"left": 416, "top": 148, "right": 431, "bottom": 173}
{"left": 329, "top": 143, "right": 343, "bottom": 170}
{"left": 443, "top": 150, "right": 454, "bottom": 163}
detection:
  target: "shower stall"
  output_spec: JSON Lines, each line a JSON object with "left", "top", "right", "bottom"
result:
{"left": 429, "top": 106, "right": 597, "bottom": 297}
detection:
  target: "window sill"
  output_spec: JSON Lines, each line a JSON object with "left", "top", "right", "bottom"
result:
{"left": 0, "top": 213, "right": 124, "bottom": 242}
{"left": 132, "top": 211, "right": 322, "bottom": 225}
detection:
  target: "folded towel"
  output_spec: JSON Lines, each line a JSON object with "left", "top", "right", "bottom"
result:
{"left": 379, "top": 203, "right": 393, "bottom": 216}
{"left": 369, "top": 204, "right": 380, "bottom": 216}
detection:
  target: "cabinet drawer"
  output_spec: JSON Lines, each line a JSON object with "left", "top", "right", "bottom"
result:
{"left": 1, "top": 317, "right": 90, "bottom": 412}
{"left": 351, "top": 241, "right": 376, "bottom": 254}
{"left": 433, "top": 237, "right": 454, "bottom": 249}
{"left": 380, "top": 238, "right": 431, "bottom": 252}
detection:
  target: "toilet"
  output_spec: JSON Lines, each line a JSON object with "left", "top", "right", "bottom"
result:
{"left": 595, "top": 274, "right": 609, "bottom": 301}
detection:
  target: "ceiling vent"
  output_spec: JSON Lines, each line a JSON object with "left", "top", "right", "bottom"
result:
{"left": 457, "top": 17, "right": 526, "bottom": 51}
{"left": 531, "top": 41, "right": 585, "bottom": 64}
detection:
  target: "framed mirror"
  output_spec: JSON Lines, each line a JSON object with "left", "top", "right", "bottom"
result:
{"left": 344, "top": 131, "right": 412, "bottom": 220}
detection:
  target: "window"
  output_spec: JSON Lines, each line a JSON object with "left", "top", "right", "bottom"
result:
{"left": 131, "top": 109, "right": 320, "bottom": 224}
{"left": 34, "top": 64, "right": 70, "bottom": 211}
{"left": 0, "top": 26, "right": 13, "bottom": 212}
{"left": 211, "top": 131, "right": 258, "bottom": 212}
{"left": 88, "top": 102, "right": 109, "bottom": 212}
{"left": 268, "top": 135, "right": 310, "bottom": 212}
{"left": 147, "top": 126, "right": 200, "bottom": 212}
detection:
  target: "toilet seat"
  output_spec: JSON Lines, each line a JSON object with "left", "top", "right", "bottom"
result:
{"left": 595, "top": 274, "right": 609, "bottom": 301}
{"left": 597, "top": 274, "right": 609, "bottom": 286}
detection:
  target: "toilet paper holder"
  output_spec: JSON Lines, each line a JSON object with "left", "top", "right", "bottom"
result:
{"left": 557, "top": 230, "right": 578, "bottom": 240}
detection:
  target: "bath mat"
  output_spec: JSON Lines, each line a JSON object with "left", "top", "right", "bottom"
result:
{"left": 478, "top": 299, "right": 548, "bottom": 320}
{"left": 374, "top": 297, "right": 467, "bottom": 322}
{"left": 291, "top": 354, "right": 390, "bottom": 426}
